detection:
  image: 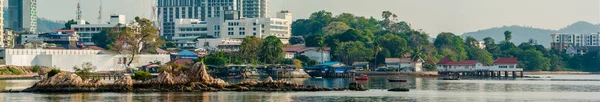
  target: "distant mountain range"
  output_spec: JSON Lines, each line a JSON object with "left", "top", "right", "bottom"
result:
{"left": 461, "top": 21, "right": 600, "bottom": 47}
{"left": 3, "top": 8, "right": 65, "bottom": 33}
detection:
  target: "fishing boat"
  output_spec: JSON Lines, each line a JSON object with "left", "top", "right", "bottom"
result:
{"left": 441, "top": 77, "right": 460, "bottom": 80}
{"left": 388, "top": 79, "right": 407, "bottom": 82}
{"left": 355, "top": 75, "right": 369, "bottom": 80}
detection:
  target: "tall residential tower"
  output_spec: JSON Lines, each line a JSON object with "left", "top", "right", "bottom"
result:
{"left": 8, "top": 0, "right": 37, "bottom": 33}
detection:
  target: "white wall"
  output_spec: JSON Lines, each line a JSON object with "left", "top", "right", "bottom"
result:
{"left": 302, "top": 49, "right": 330, "bottom": 63}
{"left": 5, "top": 54, "right": 170, "bottom": 72}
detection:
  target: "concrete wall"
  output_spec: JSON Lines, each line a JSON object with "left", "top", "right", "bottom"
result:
{"left": 5, "top": 54, "right": 170, "bottom": 72}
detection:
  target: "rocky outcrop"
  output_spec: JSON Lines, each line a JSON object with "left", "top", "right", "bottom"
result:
{"left": 113, "top": 75, "right": 133, "bottom": 87}
{"left": 185, "top": 62, "right": 229, "bottom": 87}
{"left": 151, "top": 71, "right": 190, "bottom": 85}
{"left": 348, "top": 82, "right": 368, "bottom": 91}
{"left": 33, "top": 72, "right": 102, "bottom": 87}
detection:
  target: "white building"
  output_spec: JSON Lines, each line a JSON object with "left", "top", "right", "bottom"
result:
{"left": 194, "top": 38, "right": 243, "bottom": 51}
{"left": 20, "top": 34, "right": 42, "bottom": 45}
{"left": 172, "top": 11, "right": 292, "bottom": 46}
{"left": 551, "top": 33, "right": 600, "bottom": 50}
{"left": 385, "top": 58, "right": 423, "bottom": 72}
{"left": 7, "top": 0, "right": 36, "bottom": 33}
{"left": 71, "top": 15, "right": 127, "bottom": 45}
{"left": 240, "top": 0, "right": 270, "bottom": 18}
{"left": 437, "top": 57, "right": 522, "bottom": 72}
{"left": 4, "top": 49, "right": 170, "bottom": 72}
{"left": 158, "top": 0, "right": 272, "bottom": 40}
{"left": 284, "top": 45, "right": 331, "bottom": 63}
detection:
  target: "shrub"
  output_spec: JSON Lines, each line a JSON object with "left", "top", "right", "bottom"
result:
{"left": 8, "top": 67, "right": 22, "bottom": 75}
{"left": 133, "top": 71, "right": 152, "bottom": 81}
{"left": 47, "top": 69, "right": 61, "bottom": 78}
{"left": 74, "top": 62, "right": 97, "bottom": 80}
{"left": 0, "top": 69, "right": 11, "bottom": 75}
{"left": 32, "top": 66, "right": 40, "bottom": 73}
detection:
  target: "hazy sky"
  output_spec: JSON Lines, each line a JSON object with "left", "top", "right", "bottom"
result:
{"left": 33, "top": 0, "right": 600, "bottom": 36}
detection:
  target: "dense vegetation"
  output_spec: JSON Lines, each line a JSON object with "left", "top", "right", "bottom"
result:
{"left": 291, "top": 10, "right": 597, "bottom": 71}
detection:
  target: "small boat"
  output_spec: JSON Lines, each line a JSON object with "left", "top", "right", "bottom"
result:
{"left": 388, "top": 79, "right": 407, "bottom": 82}
{"left": 355, "top": 75, "right": 369, "bottom": 80}
{"left": 388, "top": 88, "right": 410, "bottom": 92}
{"left": 313, "top": 76, "right": 323, "bottom": 79}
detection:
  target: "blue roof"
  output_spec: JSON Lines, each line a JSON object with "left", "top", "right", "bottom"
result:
{"left": 175, "top": 50, "right": 198, "bottom": 58}
{"left": 317, "top": 62, "right": 341, "bottom": 67}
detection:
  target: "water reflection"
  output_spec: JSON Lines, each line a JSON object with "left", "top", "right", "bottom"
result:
{"left": 3, "top": 75, "right": 600, "bottom": 101}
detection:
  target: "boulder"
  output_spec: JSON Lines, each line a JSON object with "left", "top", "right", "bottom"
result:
{"left": 186, "top": 62, "right": 229, "bottom": 86}
{"left": 348, "top": 82, "right": 367, "bottom": 91}
{"left": 34, "top": 72, "right": 102, "bottom": 87}
{"left": 152, "top": 71, "right": 189, "bottom": 85}
{"left": 113, "top": 75, "right": 133, "bottom": 87}
{"left": 388, "top": 88, "right": 409, "bottom": 92}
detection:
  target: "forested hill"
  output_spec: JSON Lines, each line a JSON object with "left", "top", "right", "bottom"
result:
{"left": 461, "top": 21, "right": 600, "bottom": 47}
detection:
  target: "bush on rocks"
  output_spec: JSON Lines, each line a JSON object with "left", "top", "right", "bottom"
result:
{"left": 8, "top": 67, "right": 22, "bottom": 75}
{"left": 133, "top": 71, "right": 152, "bottom": 81}
{"left": 47, "top": 69, "right": 61, "bottom": 78}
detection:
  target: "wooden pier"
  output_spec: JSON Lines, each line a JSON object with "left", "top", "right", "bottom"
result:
{"left": 438, "top": 69, "right": 524, "bottom": 78}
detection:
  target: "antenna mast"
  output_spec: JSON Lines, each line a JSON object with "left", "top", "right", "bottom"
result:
{"left": 76, "top": 0, "right": 82, "bottom": 21}
{"left": 98, "top": 0, "right": 103, "bottom": 24}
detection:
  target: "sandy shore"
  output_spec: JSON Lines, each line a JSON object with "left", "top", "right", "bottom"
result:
{"left": 356, "top": 71, "right": 438, "bottom": 76}
{"left": 523, "top": 71, "right": 595, "bottom": 75}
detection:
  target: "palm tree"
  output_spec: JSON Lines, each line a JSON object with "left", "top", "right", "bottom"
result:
{"left": 317, "top": 36, "right": 326, "bottom": 64}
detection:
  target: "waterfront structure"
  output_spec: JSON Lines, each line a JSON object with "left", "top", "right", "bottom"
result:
{"left": 284, "top": 45, "right": 331, "bottom": 63}
{"left": 437, "top": 57, "right": 522, "bottom": 72}
{"left": 384, "top": 58, "right": 423, "bottom": 72}
{"left": 551, "top": 33, "right": 600, "bottom": 51}
{"left": 71, "top": 15, "right": 127, "bottom": 45}
{"left": 7, "top": 0, "right": 37, "bottom": 33}
{"left": 4, "top": 49, "right": 170, "bottom": 72}
{"left": 436, "top": 57, "right": 523, "bottom": 78}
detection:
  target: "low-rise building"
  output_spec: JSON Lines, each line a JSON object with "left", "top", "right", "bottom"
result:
{"left": 284, "top": 45, "right": 331, "bottom": 63}
{"left": 71, "top": 15, "right": 127, "bottom": 45}
{"left": 194, "top": 38, "right": 243, "bottom": 51}
{"left": 437, "top": 57, "right": 522, "bottom": 72}
{"left": 1, "top": 29, "right": 15, "bottom": 48}
{"left": 3, "top": 49, "right": 170, "bottom": 72}
{"left": 385, "top": 58, "right": 423, "bottom": 72}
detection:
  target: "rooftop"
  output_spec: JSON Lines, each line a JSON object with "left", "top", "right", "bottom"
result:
{"left": 493, "top": 58, "right": 519, "bottom": 64}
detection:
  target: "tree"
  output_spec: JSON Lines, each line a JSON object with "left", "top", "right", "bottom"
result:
{"left": 289, "top": 36, "right": 305, "bottom": 45}
{"left": 110, "top": 17, "right": 163, "bottom": 67}
{"left": 518, "top": 50, "right": 551, "bottom": 71}
{"left": 260, "top": 36, "right": 285, "bottom": 64}
{"left": 204, "top": 51, "right": 229, "bottom": 66}
{"left": 504, "top": 30, "right": 512, "bottom": 41}
{"left": 239, "top": 36, "right": 264, "bottom": 64}
{"left": 293, "top": 59, "right": 303, "bottom": 69}
{"left": 376, "top": 33, "right": 408, "bottom": 57}
{"left": 92, "top": 25, "right": 121, "bottom": 49}
{"left": 73, "top": 62, "right": 97, "bottom": 80}
{"left": 464, "top": 36, "right": 479, "bottom": 47}
{"left": 165, "top": 41, "right": 177, "bottom": 48}
{"left": 322, "top": 22, "right": 351, "bottom": 35}
{"left": 337, "top": 41, "right": 373, "bottom": 65}
{"left": 62, "top": 19, "right": 78, "bottom": 30}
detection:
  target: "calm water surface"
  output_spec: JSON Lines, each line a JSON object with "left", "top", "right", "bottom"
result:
{"left": 2, "top": 75, "right": 600, "bottom": 102}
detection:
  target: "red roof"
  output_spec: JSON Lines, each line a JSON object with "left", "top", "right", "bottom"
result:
{"left": 385, "top": 58, "right": 413, "bottom": 63}
{"left": 284, "top": 45, "right": 330, "bottom": 53}
{"left": 437, "top": 57, "right": 479, "bottom": 65}
{"left": 446, "top": 60, "right": 479, "bottom": 65}
{"left": 174, "top": 59, "right": 194, "bottom": 65}
{"left": 493, "top": 58, "right": 518, "bottom": 64}
{"left": 437, "top": 57, "right": 452, "bottom": 64}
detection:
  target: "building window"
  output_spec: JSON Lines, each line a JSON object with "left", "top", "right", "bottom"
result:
{"left": 228, "top": 32, "right": 234, "bottom": 35}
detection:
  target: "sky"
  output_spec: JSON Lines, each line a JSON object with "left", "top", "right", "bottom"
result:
{"left": 32, "top": 0, "right": 600, "bottom": 36}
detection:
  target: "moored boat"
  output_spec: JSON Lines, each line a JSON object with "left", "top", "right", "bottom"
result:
{"left": 388, "top": 79, "right": 407, "bottom": 82}
{"left": 355, "top": 75, "right": 369, "bottom": 80}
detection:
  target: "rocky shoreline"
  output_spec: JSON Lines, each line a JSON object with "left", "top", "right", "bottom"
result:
{"left": 17, "top": 62, "right": 354, "bottom": 93}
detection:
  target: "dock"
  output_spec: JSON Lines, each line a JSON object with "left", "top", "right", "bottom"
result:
{"left": 438, "top": 69, "right": 524, "bottom": 78}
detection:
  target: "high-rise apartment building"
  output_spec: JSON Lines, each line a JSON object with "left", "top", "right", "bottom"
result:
{"left": 158, "top": 0, "right": 270, "bottom": 40}
{"left": 8, "top": 0, "right": 37, "bottom": 33}
{"left": 551, "top": 33, "right": 600, "bottom": 50}
{"left": 0, "top": 0, "right": 4, "bottom": 47}
{"left": 240, "top": 0, "right": 269, "bottom": 18}
{"left": 157, "top": 0, "right": 199, "bottom": 40}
